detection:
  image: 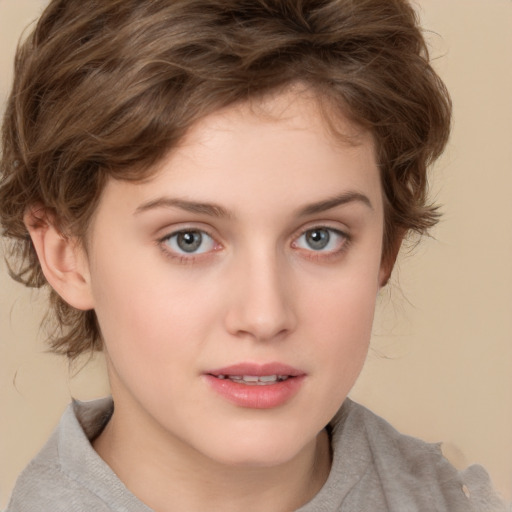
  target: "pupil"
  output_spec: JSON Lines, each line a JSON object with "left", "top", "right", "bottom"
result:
{"left": 306, "top": 229, "right": 329, "bottom": 250}
{"left": 177, "top": 231, "right": 202, "bottom": 252}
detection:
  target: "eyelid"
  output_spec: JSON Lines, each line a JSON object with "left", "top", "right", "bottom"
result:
{"left": 291, "top": 224, "right": 351, "bottom": 259}
{"left": 157, "top": 225, "right": 223, "bottom": 261}
{"left": 293, "top": 227, "right": 347, "bottom": 248}
{"left": 155, "top": 221, "right": 351, "bottom": 263}
{"left": 292, "top": 220, "right": 350, "bottom": 243}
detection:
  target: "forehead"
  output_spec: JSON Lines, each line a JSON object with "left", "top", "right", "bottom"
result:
{"left": 171, "top": 87, "right": 372, "bottom": 167}
{"left": 93, "top": 89, "right": 381, "bottom": 225}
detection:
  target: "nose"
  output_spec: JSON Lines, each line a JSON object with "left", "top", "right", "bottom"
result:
{"left": 224, "top": 250, "right": 297, "bottom": 342}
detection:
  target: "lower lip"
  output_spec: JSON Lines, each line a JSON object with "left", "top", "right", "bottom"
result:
{"left": 204, "top": 375, "right": 305, "bottom": 409}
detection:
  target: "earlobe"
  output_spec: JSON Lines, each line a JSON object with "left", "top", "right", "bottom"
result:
{"left": 24, "top": 207, "right": 94, "bottom": 311}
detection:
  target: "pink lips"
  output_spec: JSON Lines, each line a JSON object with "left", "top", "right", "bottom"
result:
{"left": 204, "top": 362, "right": 306, "bottom": 409}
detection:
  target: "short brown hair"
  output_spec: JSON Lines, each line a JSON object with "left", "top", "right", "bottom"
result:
{"left": 0, "top": 0, "right": 451, "bottom": 359}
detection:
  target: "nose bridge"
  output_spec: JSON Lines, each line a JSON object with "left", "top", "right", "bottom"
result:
{"left": 225, "top": 242, "right": 296, "bottom": 341}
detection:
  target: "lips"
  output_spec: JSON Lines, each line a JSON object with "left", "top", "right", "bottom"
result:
{"left": 207, "top": 362, "right": 304, "bottom": 378}
{"left": 215, "top": 374, "right": 290, "bottom": 385}
{"left": 204, "top": 363, "right": 306, "bottom": 409}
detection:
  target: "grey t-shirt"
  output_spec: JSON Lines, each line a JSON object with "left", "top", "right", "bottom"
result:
{"left": 7, "top": 397, "right": 508, "bottom": 511}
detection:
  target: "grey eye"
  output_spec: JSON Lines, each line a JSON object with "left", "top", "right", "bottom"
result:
{"left": 176, "top": 231, "right": 203, "bottom": 252}
{"left": 304, "top": 228, "right": 331, "bottom": 250}
{"left": 164, "top": 230, "right": 215, "bottom": 254}
{"left": 294, "top": 227, "right": 347, "bottom": 253}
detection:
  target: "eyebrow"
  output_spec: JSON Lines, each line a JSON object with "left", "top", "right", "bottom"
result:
{"left": 134, "top": 191, "right": 373, "bottom": 218}
{"left": 297, "top": 192, "right": 373, "bottom": 216}
{"left": 134, "top": 197, "right": 231, "bottom": 218}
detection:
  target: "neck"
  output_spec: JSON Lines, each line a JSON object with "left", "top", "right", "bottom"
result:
{"left": 93, "top": 399, "right": 331, "bottom": 512}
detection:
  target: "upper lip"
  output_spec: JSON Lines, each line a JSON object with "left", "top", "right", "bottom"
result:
{"left": 206, "top": 362, "right": 305, "bottom": 377}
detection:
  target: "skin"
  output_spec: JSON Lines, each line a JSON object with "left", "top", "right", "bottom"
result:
{"left": 28, "top": 89, "right": 394, "bottom": 512}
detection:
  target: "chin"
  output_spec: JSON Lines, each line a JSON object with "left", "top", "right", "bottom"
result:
{"left": 198, "top": 428, "right": 316, "bottom": 469}
{"left": 211, "top": 448, "right": 301, "bottom": 469}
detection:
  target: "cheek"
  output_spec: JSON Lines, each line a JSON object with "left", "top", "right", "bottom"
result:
{"left": 300, "top": 261, "right": 380, "bottom": 378}
{"left": 310, "top": 283, "right": 376, "bottom": 358}
{"left": 89, "top": 250, "right": 216, "bottom": 364}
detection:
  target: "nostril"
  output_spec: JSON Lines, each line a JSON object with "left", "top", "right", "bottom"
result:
{"left": 223, "top": 264, "right": 297, "bottom": 340}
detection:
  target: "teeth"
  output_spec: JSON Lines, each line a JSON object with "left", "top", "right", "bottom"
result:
{"left": 215, "top": 374, "right": 289, "bottom": 385}
{"left": 258, "top": 375, "right": 278, "bottom": 383}
{"left": 243, "top": 375, "right": 260, "bottom": 382}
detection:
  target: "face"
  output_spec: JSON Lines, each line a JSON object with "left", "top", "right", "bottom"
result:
{"left": 84, "top": 90, "right": 387, "bottom": 468}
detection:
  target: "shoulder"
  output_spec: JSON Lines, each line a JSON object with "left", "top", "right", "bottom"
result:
{"left": 7, "top": 426, "right": 110, "bottom": 511}
{"left": 6, "top": 398, "right": 139, "bottom": 512}
{"left": 329, "top": 399, "right": 508, "bottom": 512}
{"left": 7, "top": 453, "right": 112, "bottom": 512}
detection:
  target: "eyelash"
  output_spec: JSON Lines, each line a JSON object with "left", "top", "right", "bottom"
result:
{"left": 158, "top": 228, "right": 220, "bottom": 264}
{"left": 291, "top": 226, "right": 351, "bottom": 261}
{"left": 158, "top": 225, "right": 351, "bottom": 263}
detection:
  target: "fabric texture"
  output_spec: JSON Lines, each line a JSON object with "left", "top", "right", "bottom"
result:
{"left": 7, "top": 397, "right": 508, "bottom": 512}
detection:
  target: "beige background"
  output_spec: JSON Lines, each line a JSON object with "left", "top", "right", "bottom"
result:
{"left": 1, "top": 0, "right": 511, "bottom": 507}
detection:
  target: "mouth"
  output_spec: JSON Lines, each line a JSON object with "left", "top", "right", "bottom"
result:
{"left": 206, "top": 362, "right": 304, "bottom": 383}
{"left": 204, "top": 363, "right": 305, "bottom": 408}
{"left": 211, "top": 374, "right": 293, "bottom": 385}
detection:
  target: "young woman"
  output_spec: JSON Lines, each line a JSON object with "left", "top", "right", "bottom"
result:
{"left": 0, "top": 1, "right": 507, "bottom": 510}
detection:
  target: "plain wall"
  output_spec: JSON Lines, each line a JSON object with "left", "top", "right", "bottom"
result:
{"left": 1, "top": 0, "right": 511, "bottom": 507}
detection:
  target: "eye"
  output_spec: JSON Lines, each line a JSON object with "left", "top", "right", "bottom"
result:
{"left": 163, "top": 229, "right": 217, "bottom": 255}
{"left": 293, "top": 227, "right": 347, "bottom": 253}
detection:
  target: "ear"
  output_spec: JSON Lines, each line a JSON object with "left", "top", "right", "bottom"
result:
{"left": 378, "top": 231, "right": 405, "bottom": 287}
{"left": 24, "top": 206, "right": 94, "bottom": 310}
